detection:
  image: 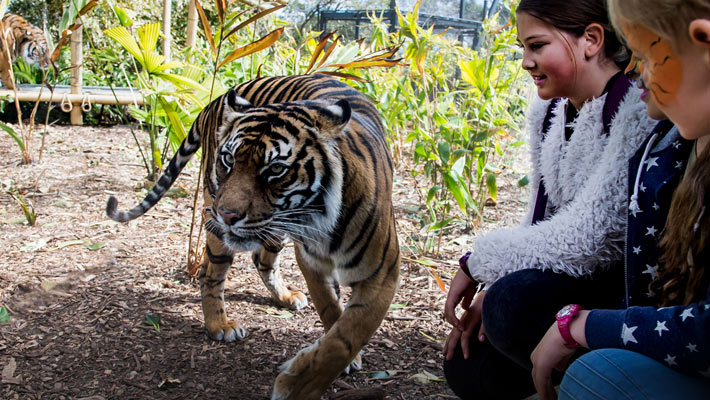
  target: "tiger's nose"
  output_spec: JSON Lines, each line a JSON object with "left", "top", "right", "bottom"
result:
{"left": 218, "top": 208, "right": 244, "bottom": 226}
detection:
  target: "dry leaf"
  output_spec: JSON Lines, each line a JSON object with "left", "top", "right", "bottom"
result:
{"left": 2, "top": 357, "right": 20, "bottom": 384}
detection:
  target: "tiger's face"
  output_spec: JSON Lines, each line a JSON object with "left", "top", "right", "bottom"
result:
{"left": 20, "top": 40, "right": 48, "bottom": 68}
{"left": 205, "top": 93, "right": 349, "bottom": 252}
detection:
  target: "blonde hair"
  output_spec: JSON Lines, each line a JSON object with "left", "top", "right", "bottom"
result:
{"left": 608, "top": 0, "right": 710, "bottom": 49}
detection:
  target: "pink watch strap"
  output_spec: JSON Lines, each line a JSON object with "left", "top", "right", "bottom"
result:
{"left": 556, "top": 304, "right": 583, "bottom": 349}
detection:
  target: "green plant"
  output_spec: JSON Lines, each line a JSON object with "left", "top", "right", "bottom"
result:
{"left": 1, "top": 179, "right": 37, "bottom": 226}
{"left": 346, "top": 0, "right": 527, "bottom": 256}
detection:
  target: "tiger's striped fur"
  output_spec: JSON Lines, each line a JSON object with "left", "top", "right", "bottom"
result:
{"left": 0, "top": 14, "right": 49, "bottom": 68}
{"left": 106, "top": 74, "right": 400, "bottom": 399}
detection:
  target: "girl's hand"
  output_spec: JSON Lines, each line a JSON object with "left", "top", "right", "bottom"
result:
{"left": 442, "top": 291, "right": 487, "bottom": 360}
{"left": 443, "top": 268, "right": 478, "bottom": 330}
{"left": 531, "top": 311, "right": 589, "bottom": 400}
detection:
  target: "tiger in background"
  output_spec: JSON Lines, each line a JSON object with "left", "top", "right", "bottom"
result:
{"left": 1, "top": 13, "right": 49, "bottom": 68}
{"left": 106, "top": 74, "right": 401, "bottom": 400}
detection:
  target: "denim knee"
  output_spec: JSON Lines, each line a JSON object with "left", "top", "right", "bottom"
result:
{"left": 560, "top": 349, "right": 710, "bottom": 400}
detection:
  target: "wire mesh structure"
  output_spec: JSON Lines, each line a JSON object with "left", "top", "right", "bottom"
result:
{"left": 317, "top": 0, "right": 502, "bottom": 48}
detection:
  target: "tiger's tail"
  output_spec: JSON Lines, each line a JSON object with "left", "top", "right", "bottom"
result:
{"left": 106, "top": 122, "right": 203, "bottom": 222}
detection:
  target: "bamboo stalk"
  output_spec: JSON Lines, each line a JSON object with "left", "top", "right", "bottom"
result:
{"left": 70, "top": 27, "right": 83, "bottom": 125}
{"left": 163, "top": 0, "right": 172, "bottom": 60}
{"left": 186, "top": 0, "right": 198, "bottom": 50}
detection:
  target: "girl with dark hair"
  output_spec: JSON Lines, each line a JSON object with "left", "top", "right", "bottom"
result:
{"left": 442, "top": 0, "right": 658, "bottom": 398}
{"left": 528, "top": 1, "right": 710, "bottom": 399}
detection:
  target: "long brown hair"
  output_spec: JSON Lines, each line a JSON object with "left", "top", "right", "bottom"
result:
{"left": 517, "top": 0, "right": 629, "bottom": 69}
{"left": 654, "top": 146, "right": 710, "bottom": 306}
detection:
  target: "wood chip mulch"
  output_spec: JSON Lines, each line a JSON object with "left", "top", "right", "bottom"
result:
{"left": 0, "top": 123, "right": 528, "bottom": 399}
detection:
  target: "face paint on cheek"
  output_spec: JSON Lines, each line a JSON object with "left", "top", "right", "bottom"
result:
{"left": 622, "top": 23, "right": 683, "bottom": 106}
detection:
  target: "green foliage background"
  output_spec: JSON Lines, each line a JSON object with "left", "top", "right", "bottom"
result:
{"left": 3, "top": 0, "right": 528, "bottom": 257}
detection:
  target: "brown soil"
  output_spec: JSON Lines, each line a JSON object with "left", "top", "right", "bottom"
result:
{"left": 0, "top": 124, "right": 528, "bottom": 399}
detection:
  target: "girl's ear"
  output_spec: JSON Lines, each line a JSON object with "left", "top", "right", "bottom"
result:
{"left": 583, "top": 23, "right": 605, "bottom": 60}
{"left": 689, "top": 19, "right": 710, "bottom": 67}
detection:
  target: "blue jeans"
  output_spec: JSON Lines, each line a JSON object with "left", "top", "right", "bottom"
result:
{"left": 560, "top": 349, "right": 710, "bottom": 400}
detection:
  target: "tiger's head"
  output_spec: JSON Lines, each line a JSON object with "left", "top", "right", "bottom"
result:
{"left": 205, "top": 90, "right": 350, "bottom": 252}
{"left": 20, "top": 39, "right": 49, "bottom": 68}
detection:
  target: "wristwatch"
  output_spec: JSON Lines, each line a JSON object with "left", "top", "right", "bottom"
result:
{"left": 556, "top": 304, "right": 583, "bottom": 349}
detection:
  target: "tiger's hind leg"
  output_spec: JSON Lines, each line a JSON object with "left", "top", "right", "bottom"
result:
{"left": 252, "top": 244, "right": 308, "bottom": 310}
{"left": 272, "top": 246, "right": 400, "bottom": 400}
{"left": 199, "top": 232, "right": 246, "bottom": 342}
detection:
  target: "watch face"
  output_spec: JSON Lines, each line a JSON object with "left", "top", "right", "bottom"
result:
{"left": 557, "top": 305, "right": 575, "bottom": 319}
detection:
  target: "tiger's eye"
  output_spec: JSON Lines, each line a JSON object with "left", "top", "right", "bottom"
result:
{"left": 270, "top": 164, "right": 285, "bottom": 175}
{"left": 223, "top": 153, "right": 234, "bottom": 167}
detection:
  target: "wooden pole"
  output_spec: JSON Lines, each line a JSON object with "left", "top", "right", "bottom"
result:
{"left": 163, "top": 0, "right": 172, "bottom": 60}
{"left": 0, "top": 90, "right": 145, "bottom": 106}
{"left": 186, "top": 0, "right": 198, "bottom": 50}
{"left": 70, "top": 27, "right": 83, "bottom": 125}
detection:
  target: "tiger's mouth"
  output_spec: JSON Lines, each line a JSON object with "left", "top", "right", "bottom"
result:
{"left": 205, "top": 217, "right": 282, "bottom": 252}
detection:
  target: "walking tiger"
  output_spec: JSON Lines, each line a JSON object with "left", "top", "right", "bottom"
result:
{"left": 106, "top": 74, "right": 401, "bottom": 399}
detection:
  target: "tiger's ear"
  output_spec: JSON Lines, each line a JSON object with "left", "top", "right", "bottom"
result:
{"left": 222, "top": 89, "right": 252, "bottom": 124}
{"left": 315, "top": 99, "right": 351, "bottom": 139}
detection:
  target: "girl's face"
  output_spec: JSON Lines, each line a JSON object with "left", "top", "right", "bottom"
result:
{"left": 517, "top": 12, "right": 585, "bottom": 100}
{"left": 623, "top": 23, "right": 710, "bottom": 140}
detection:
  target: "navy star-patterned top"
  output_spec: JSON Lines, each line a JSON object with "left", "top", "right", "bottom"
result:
{"left": 624, "top": 121, "right": 693, "bottom": 307}
{"left": 586, "top": 121, "right": 710, "bottom": 379}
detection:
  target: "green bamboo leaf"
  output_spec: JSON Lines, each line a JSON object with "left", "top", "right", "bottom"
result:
{"left": 158, "top": 96, "right": 187, "bottom": 144}
{"left": 437, "top": 142, "right": 450, "bottom": 165}
{"left": 426, "top": 185, "right": 441, "bottom": 204}
{"left": 114, "top": 6, "right": 133, "bottom": 27}
{"left": 486, "top": 173, "right": 498, "bottom": 202}
{"left": 0, "top": 121, "right": 24, "bottom": 152}
{"left": 443, "top": 173, "right": 467, "bottom": 216}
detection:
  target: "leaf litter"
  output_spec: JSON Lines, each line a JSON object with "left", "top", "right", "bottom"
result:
{"left": 0, "top": 124, "right": 529, "bottom": 399}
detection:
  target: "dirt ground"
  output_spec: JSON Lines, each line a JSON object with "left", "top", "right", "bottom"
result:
{"left": 0, "top": 124, "right": 528, "bottom": 400}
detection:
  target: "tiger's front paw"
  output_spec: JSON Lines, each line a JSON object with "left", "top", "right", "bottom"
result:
{"left": 272, "top": 345, "right": 330, "bottom": 400}
{"left": 275, "top": 289, "right": 308, "bottom": 310}
{"left": 342, "top": 351, "right": 363, "bottom": 375}
{"left": 206, "top": 319, "right": 246, "bottom": 342}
